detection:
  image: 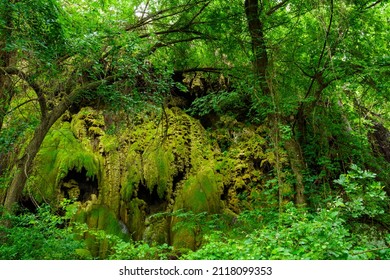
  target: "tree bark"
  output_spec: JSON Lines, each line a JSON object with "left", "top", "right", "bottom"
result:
{"left": 244, "top": 0, "right": 269, "bottom": 95}
{"left": 0, "top": 1, "right": 15, "bottom": 131}
{"left": 3, "top": 76, "right": 118, "bottom": 212}
{"left": 3, "top": 110, "right": 63, "bottom": 211}
{"left": 244, "top": 0, "right": 306, "bottom": 206}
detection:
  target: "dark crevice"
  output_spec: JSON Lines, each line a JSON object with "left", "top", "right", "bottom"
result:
{"left": 172, "top": 171, "right": 185, "bottom": 196}
{"left": 60, "top": 167, "right": 99, "bottom": 203}
{"left": 137, "top": 183, "right": 166, "bottom": 215}
{"left": 220, "top": 184, "right": 229, "bottom": 201}
{"left": 19, "top": 196, "right": 39, "bottom": 213}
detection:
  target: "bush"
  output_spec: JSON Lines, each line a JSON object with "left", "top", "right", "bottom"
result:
{"left": 0, "top": 205, "right": 87, "bottom": 260}
{"left": 334, "top": 164, "right": 388, "bottom": 219}
{"left": 183, "top": 201, "right": 390, "bottom": 260}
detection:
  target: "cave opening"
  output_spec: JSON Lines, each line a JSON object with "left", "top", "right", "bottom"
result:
{"left": 61, "top": 167, "right": 99, "bottom": 203}
{"left": 19, "top": 196, "right": 39, "bottom": 213}
{"left": 137, "top": 183, "right": 166, "bottom": 214}
{"left": 172, "top": 170, "right": 185, "bottom": 196}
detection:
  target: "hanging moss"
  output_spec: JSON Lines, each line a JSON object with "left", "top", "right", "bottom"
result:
{"left": 143, "top": 146, "right": 174, "bottom": 199}
{"left": 210, "top": 122, "right": 286, "bottom": 212}
{"left": 27, "top": 121, "right": 101, "bottom": 203}
{"left": 126, "top": 198, "right": 147, "bottom": 241}
{"left": 121, "top": 149, "right": 143, "bottom": 202}
{"left": 73, "top": 204, "right": 129, "bottom": 258}
{"left": 171, "top": 167, "right": 222, "bottom": 249}
{"left": 174, "top": 167, "right": 222, "bottom": 213}
{"left": 100, "top": 134, "right": 119, "bottom": 153}
{"left": 26, "top": 105, "right": 243, "bottom": 250}
{"left": 71, "top": 107, "right": 105, "bottom": 140}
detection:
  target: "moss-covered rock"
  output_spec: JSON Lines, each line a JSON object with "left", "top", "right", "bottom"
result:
{"left": 25, "top": 104, "right": 281, "bottom": 253}
{"left": 26, "top": 120, "right": 101, "bottom": 204}
{"left": 73, "top": 204, "right": 128, "bottom": 258}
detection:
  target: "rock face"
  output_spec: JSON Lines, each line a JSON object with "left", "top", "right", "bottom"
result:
{"left": 26, "top": 106, "right": 273, "bottom": 254}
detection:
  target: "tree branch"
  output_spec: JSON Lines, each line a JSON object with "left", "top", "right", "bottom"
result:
{"left": 5, "top": 98, "right": 39, "bottom": 116}
{"left": 0, "top": 67, "right": 48, "bottom": 119}
{"left": 125, "top": 0, "right": 210, "bottom": 31}
{"left": 352, "top": 246, "right": 390, "bottom": 255}
{"left": 186, "top": 1, "right": 211, "bottom": 26}
{"left": 267, "top": 0, "right": 289, "bottom": 16}
{"left": 365, "top": 0, "right": 383, "bottom": 9}
{"left": 316, "top": 0, "right": 334, "bottom": 71}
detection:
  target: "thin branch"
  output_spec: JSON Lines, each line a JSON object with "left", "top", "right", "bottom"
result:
{"left": 0, "top": 67, "right": 48, "bottom": 119}
{"left": 125, "top": 0, "right": 209, "bottom": 31}
{"left": 140, "top": 0, "right": 150, "bottom": 21}
{"left": 267, "top": 0, "right": 289, "bottom": 16}
{"left": 365, "top": 0, "right": 383, "bottom": 9}
{"left": 302, "top": 0, "right": 334, "bottom": 100}
{"left": 294, "top": 62, "right": 315, "bottom": 78}
{"left": 316, "top": 0, "right": 334, "bottom": 71}
{"left": 352, "top": 246, "right": 390, "bottom": 255}
{"left": 5, "top": 98, "right": 39, "bottom": 116}
{"left": 186, "top": 1, "right": 211, "bottom": 26}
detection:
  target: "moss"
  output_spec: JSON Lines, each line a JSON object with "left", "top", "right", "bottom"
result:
{"left": 143, "top": 146, "right": 174, "bottom": 199}
{"left": 171, "top": 167, "right": 222, "bottom": 248}
{"left": 120, "top": 149, "right": 143, "bottom": 201}
{"left": 100, "top": 134, "right": 119, "bottom": 153}
{"left": 27, "top": 105, "right": 237, "bottom": 250}
{"left": 210, "top": 122, "right": 287, "bottom": 212}
{"left": 171, "top": 227, "right": 197, "bottom": 250}
{"left": 119, "top": 107, "right": 219, "bottom": 207}
{"left": 175, "top": 167, "right": 222, "bottom": 213}
{"left": 99, "top": 148, "right": 122, "bottom": 214}
{"left": 143, "top": 215, "right": 169, "bottom": 245}
{"left": 71, "top": 107, "right": 105, "bottom": 139}
{"left": 127, "top": 198, "right": 147, "bottom": 241}
{"left": 73, "top": 204, "right": 129, "bottom": 258}
{"left": 27, "top": 121, "right": 101, "bottom": 203}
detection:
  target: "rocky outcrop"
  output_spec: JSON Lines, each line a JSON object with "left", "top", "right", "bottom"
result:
{"left": 26, "top": 106, "right": 274, "bottom": 255}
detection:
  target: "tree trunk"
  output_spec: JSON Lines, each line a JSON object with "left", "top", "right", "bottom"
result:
{"left": 0, "top": 1, "right": 14, "bottom": 131}
{"left": 284, "top": 138, "right": 306, "bottom": 205}
{"left": 3, "top": 92, "right": 73, "bottom": 211}
{"left": 3, "top": 77, "right": 116, "bottom": 212}
{"left": 244, "top": 0, "right": 306, "bottom": 206}
{"left": 244, "top": 0, "right": 269, "bottom": 95}
{"left": 4, "top": 118, "right": 53, "bottom": 211}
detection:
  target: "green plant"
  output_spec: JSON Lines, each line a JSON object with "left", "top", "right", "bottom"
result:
{"left": 182, "top": 201, "right": 390, "bottom": 260}
{"left": 0, "top": 204, "right": 87, "bottom": 260}
{"left": 334, "top": 164, "right": 388, "bottom": 218}
{"left": 183, "top": 203, "right": 353, "bottom": 260}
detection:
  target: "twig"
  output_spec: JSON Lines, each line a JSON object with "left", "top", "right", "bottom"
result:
{"left": 352, "top": 246, "right": 390, "bottom": 255}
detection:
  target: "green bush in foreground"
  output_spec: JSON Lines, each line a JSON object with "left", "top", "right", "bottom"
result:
{"left": 0, "top": 166, "right": 388, "bottom": 260}
{"left": 182, "top": 203, "right": 390, "bottom": 260}
{"left": 0, "top": 205, "right": 87, "bottom": 260}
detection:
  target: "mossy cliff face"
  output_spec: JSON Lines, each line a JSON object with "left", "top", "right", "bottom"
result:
{"left": 26, "top": 106, "right": 277, "bottom": 252}
{"left": 210, "top": 116, "right": 288, "bottom": 212}
{"left": 27, "top": 106, "right": 224, "bottom": 249}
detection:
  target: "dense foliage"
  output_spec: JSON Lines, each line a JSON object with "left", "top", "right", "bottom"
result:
{"left": 0, "top": 0, "right": 389, "bottom": 259}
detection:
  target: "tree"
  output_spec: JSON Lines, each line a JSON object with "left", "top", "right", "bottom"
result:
{"left": 1, "top": 0, "right": 388, "bottom": 213}
{"left": 241, "top": 0, "right": 389, "bottom": 205}
{"left": 1, "top": 0, "right": 224, "bottom": 212}
{"left": 243, "top": 0, "right": 308, "bottom": 205}
{"left": 0, "top": 0, "right": 15, "bottom": 131}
